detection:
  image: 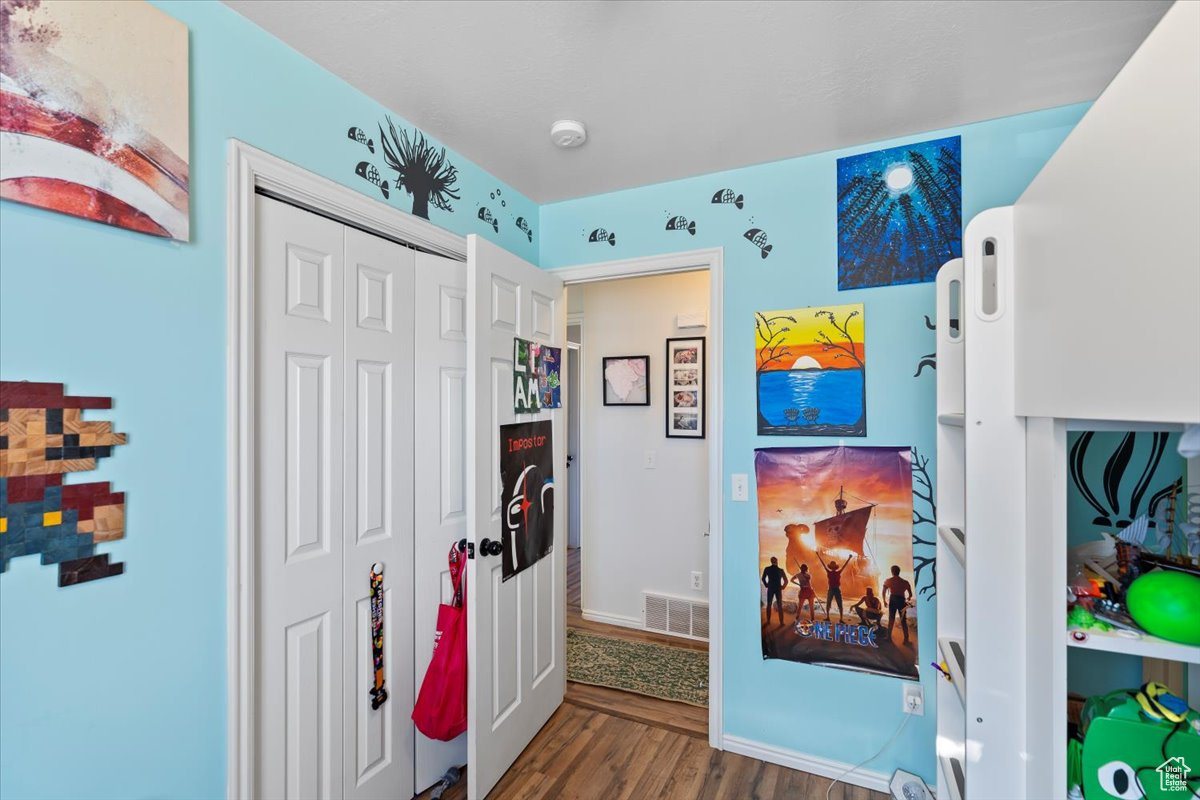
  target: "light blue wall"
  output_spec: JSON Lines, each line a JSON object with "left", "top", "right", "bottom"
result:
{"left": 0, "top": 3, "right": 536, "bottom": 799}
{"left": 0, "top": 2, "right": 1101, "bottom": 793}
{"left": 540, "top": 103, "right": 1090, "bottom": 784}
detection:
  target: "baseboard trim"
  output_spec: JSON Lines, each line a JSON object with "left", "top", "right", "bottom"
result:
{"left": 578, "top": 608, "right": 707, "bottom": 642}
{"left": 721, "top": 735, "right": 891, "bottom": 794}
{"left": 579, "top": 609, "right": 644, "bottom": 630}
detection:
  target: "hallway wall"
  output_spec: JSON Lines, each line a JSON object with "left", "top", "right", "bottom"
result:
{"left": 571, "top": 272, "right": 710, "bottom": 626}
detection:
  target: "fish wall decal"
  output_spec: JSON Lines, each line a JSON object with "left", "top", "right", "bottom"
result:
{"left": 347, "top": 126, "right": 375, "bottom": 153}
{"left": 355, "top": 161, "right": 389, "bottom": 199}
{"left": 712, "top": 188, "right": 744, "bottom": 209}
{"left": 588, "top": 228, "right": 617, "bottom": 246}
{"left": 744, "top": 227, "right": 773, "bottom": 259}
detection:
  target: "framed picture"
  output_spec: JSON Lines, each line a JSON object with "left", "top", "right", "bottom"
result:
{"left": 666, "top": 337, "right": 705, "bottom": 438}
{"left": 0, "top": 1, "right": 190, "bottom": 240}
{"left": 602, "top": 355, "right": 650, "bottom": 406}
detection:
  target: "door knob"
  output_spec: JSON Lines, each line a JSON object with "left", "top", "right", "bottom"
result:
{"left": 480, "top": 538, "right": 503, "bottom": 557}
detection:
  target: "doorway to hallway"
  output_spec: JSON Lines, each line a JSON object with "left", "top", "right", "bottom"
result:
{"left": 559, "top": 267, "right": 713, "bottom": 736}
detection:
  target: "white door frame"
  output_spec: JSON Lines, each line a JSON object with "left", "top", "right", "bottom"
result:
{"left": 564, "top": 323, "right": 583, "bottom": 552}
{"left": 550, "top": 248, "right": 725, "bottom": 750}
{"left": 225, "top": 140, "right": 467, "bottom": 799}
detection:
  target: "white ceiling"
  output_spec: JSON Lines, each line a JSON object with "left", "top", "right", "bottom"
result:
{"left": 225, "top": 0, "right": 1170, "bottom": 203}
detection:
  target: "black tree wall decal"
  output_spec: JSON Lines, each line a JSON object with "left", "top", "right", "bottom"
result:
{"left": 911, "top": 448, "right": 937, "bottom": 597}
{"left": 378, "top": 117, "right": 460, "bottom": 220}
{"left": 914, "top": 315, "right": 937, "bottom": 378}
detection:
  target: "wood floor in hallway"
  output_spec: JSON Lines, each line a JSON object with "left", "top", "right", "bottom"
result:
{"left": 419, "top": 548, "right": 886, "bottom": 800}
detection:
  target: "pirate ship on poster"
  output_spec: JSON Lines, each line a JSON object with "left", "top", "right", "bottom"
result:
{"left": 756, "top": 446, "right": 918, "bottom": 680}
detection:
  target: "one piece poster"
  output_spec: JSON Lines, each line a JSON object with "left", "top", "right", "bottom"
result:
{"left": 499, "top": 421, "right": 555, "bottom": 581}
{"left": 756, "top": 304, "right": 866, "bottom": 436}
{"left": 537, "top": 345, "right": 562, "bottom": 409}
{"left": 0, "top": 0, "right": 190, "bottom": 240}
{"left": 513, "top": 337, "right": 540, "bottom": 414}
{"left": 837, "top": 136, "right": 961, "bottom": 290}
{"left": 756, "top": 446, "right": 917, "bottom": 680}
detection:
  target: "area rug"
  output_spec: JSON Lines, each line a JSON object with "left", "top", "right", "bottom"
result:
{"left": 566, "top": 627, "right": 708, "bottom": 707}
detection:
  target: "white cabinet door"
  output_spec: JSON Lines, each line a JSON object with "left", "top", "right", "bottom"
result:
{"left": 413, "top": 252, "right": 469, "bottom": 791}
{"left": 465, "top": 235, "right": 566, "bottom": 799}
{"left": 342, "top": 228, "right": 415, "bottom": 800}
{"left": 256, "top": 195, "right": 346, "bottom": 799}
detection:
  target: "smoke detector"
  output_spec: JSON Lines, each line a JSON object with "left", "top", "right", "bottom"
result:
{"left": 550, "top": 120, "right": 587, "bottom": 149}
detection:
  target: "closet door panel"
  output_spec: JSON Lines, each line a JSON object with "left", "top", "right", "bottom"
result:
{"left": 256, "top": 195, "right": 346, "bottom": 799}
{"left": 413, "top": 253, "right": 469, "bottom": 792}
{"left": 342, "top": 227, "right": 416, "bottom": 800}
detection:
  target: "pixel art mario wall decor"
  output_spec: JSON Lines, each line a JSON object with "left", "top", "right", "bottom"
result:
{"left": 0, "top": 382, "right": 128, "bottom": 586}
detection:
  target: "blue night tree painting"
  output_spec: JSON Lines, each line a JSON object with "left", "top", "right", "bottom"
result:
{"left": 837, "top": 136, "right": 961, "bottom": 290}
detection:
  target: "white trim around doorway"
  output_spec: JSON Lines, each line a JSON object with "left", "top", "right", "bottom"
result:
{"left": 225, "top": 140, "right": 468, "bottom": 799}
{"left": 549, "top": 247, "right": 725, "bottom": 751}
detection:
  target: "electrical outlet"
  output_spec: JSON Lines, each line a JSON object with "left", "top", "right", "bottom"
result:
{"left": 731, "top": 473, "right": 748, "bottom": 501}
{"left": 691, "top": 571, "right": 704, "bottom": 591}
{"left": 644, "top": 450, "right": 656, "bottom": 469}
{"left": 902, "top": 683, "right": 924, "bottom": 716}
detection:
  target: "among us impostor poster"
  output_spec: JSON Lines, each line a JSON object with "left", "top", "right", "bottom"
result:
{"left": 756, "top": 446, "right": 918, "bottom": 680}
{"left": 500, "top": 421, "right": 555, "bottom": 581}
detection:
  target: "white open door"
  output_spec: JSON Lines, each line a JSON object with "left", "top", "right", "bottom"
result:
{"left": 466, "top": 235, "right": 566, "bottom": 799}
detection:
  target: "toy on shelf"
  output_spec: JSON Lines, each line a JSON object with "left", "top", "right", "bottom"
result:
{"left": 1078, "top": 683, "right": 1200, "bottom": 800}
{"left": 1125, "top": 569, "right": 1200, "bottom": 646}
{"left": 1068, "top": 516, "right": 1200, "bottom": 646}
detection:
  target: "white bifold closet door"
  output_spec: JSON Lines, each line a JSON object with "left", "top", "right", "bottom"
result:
{"left": 255, "top": 194, "right": 415, "bottom": 800}
{"left": 413, "top": 252, "right": 469, "bottom": 791}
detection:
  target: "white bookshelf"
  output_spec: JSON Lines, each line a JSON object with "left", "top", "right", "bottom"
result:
{"left": 934, "top": 9, "right": 1200, "bottom": 792}
{"left": 932, "top": 8, "right": 1199, "bottom": 797}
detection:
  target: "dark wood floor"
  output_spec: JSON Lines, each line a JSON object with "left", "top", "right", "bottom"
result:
{"left": 417, "top": 548, "right": 886, "bottom": 799}
{"left": 425, "top": 699, "right": 886, "bottom": 800}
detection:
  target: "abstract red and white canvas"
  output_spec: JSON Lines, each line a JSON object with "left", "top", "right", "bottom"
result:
{"left": 0, "top": 0, "right": 189, "bottom": 240}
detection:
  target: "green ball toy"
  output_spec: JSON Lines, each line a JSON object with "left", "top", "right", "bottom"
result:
{"left": 1125, "top": 569, "right": 1200, "bottom": 645}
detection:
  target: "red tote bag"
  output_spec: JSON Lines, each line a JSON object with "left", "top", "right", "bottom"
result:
{"left": 412, "top": 543, "right": 468, "bottom": 741}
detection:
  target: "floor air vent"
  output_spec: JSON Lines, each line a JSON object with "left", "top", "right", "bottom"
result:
{"left": 643, "top": 592, "right": 709, "bottom": 641}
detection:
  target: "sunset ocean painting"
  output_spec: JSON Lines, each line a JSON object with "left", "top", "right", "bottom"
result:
{"left": 755, "top": 303, "right": 866, "bottom": 436}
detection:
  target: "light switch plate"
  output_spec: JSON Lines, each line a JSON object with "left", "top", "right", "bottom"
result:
{"left": 731, "top": 473, "right": 748, "bottom": 501}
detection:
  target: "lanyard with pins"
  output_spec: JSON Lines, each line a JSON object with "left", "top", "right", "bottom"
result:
{"left": 369, "top": 562, "right": 389, "bottom": 710}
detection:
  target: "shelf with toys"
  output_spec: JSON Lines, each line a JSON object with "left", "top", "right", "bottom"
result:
{"left": 1066, "top": 490, "right": 1200, "bottom": 664}
{"left": 1066, "top": 624, "right": 1200, "bottom": 663}
{"left": 1063, "top": 436, "right": 1199, "bottom": 800}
